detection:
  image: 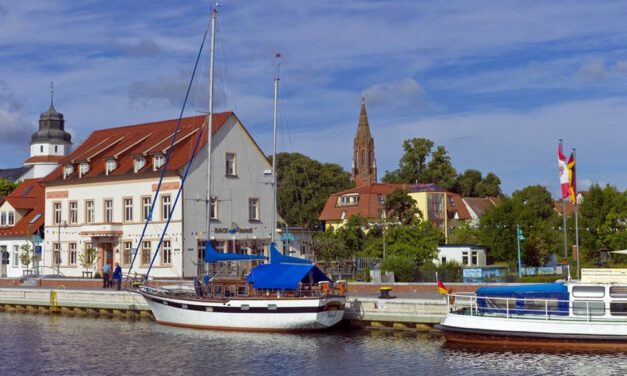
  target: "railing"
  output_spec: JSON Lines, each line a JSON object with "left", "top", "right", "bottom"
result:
{"left": 447, "top": 293, "right": 620, "bottom": 322}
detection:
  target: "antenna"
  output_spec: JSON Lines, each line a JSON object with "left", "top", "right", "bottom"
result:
{"left": 50, "top": 81, "right": 55, "bottom": 108}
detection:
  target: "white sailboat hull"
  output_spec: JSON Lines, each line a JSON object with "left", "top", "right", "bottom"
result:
{"left": 139, "top": 288, "right": 345, "bottom": 331}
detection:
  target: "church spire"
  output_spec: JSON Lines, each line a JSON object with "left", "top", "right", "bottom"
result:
{"left": 352, "top": 97, "right": 377, "bottom": 186}
{"left": 50, "top": 81, "right": 55, "bottom": 110}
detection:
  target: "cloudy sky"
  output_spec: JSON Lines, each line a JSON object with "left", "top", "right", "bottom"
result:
{"left": 1, "top": 1, "right": 625, "bottom": 196}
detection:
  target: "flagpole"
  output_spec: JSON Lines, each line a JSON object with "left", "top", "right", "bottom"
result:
{"left": 559, "top": 139, "right": 569, "bottom": 270}
{"left": 573, "top": 148, "right": 580, "bottom": 279}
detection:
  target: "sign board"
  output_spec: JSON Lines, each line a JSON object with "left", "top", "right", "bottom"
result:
{"left": 581, "top": 268, "right": 627, "bottom": 284}
{"left": 35, "top": 245, "right": 42, "bottom": 254}
{"left": 33, "top": 234, "right": 42, "bottom": 244}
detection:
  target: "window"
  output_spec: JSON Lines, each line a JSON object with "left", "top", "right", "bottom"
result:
{"left": 12, "top": 245, "right": 19, "bottom": 267}
{"left": 142, "top": 197, "right": 151, "bottom": 221}
{"left": 55, "top": 145, "right": 58, "bottom": 153}
{"left": 134, "top": 156, "right": 145, "bottom": 173}
{"left": 610, "top": 286, "right": 627, "bottom": 298}
{"left": 441, "top": 257, "right": 447, "bottom": 264}
{"left": 8, "top": 211, "right": 14, "bottom": 226}
{"left": 124, "top": 198, "right": 133, "bottom": 222}
{"left": 69, "top": 243, "right": 77, "bottom": 265}
{"left": 248, "top": 198, "right": 259, "bottom": 221}
{"left": 610, "top": 302, "right": 627, "bottom": 316}
{"left": 79, "top": 162, "right": 90, "bottom": 177}
{"left": 53, "top": 243, "right": 61, "bottom": 266}
{"left": 141, "top": 241, "right": 151, "bottom": 265}
{"left": 161, "top": 195, "right": 171, "bottom": 220}
{"left": 105, "top": 159, "right": 116, "bottom": 175}
{"left": 85, "top": 200, "right": 95, "bottom": 223}
{"left": 64, "top": 164, "right": 74, "bottom": 178}
{"left": 210, "top": 196, "right": 218, "bottom": 219}
{"left": 225, "top": 153, "right": 237, "bottom": 176}
{"left": 162, "top": 240, "right": 172, "bottom": 265}
{"left": 573, "top": 286, "right": 605, "bottom": 298}
{"left": 573, "top": 301, "right": 605, "bottom": 316}
{"left": 339, "top": 194, "right": 359, "bottom": 207}
{"left": 69, "top": 201, "right": 78, "bottom": 224}
{"left": 0, "top": 212, "right": 5, "bottom": 226}
{"left": 40, "top": 145, "right": 43, "bottom": 153}
{"left": 53, "top": 202, "right": 62, "bottom": 225}
{"left": 462, "top": 252, "right": 469, "bottom": 265}
{"left": 104, "top": 199, "right": 113, "bottom": 223}
{"left": 471, "top": 251, "right": 478, "bottom": 265}
{"left": 153, "top": 154, "right": 165, "bottom": 171}
{"left": 123, "top": 241, "right": 133, "bottom": 266}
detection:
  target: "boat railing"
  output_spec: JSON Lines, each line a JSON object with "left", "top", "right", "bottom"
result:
{"left": 446, "top": 293, "right": 614, "bottom": 322}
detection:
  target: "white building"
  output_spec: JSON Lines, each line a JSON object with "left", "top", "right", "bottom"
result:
{"left": 0, "top": 179, "right": 45, "bottom": 277}
{"left": 41, "top": 112, "right": 274, "bottom": 279}
{"left": 435, "top": 244, "right": 488, "bottom": 267}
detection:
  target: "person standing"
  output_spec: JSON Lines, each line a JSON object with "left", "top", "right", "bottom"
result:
{"left": 102, "top": 263, "right": 111, "bottom": 288}
{"left": 113, "top": 262, "right": 122, "bottom": 291}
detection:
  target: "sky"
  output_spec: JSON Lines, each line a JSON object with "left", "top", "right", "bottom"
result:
{"left": 0, "top": 0, "right": 626, "bottom": 196}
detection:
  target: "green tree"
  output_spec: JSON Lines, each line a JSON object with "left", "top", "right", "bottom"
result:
{"left": 312, "top": 230, "right": 349, "bottom": 262}
{"left": 19, "top": 241, "right": 36, "bottom": 270}
{"left": 578, "top": 184, "right": 627, "bottom": 263}
{"left": 476, "top": 173, "right": 502, "bottom": 197}
{"left": 384, "top": 188, "right": 420, "bottom": 225}
{"left": 274, "top": 152, "right": 353, "bottom": 228}
{"left": 448, "top": 221, "right": 480, "bottom": 244}
{"left": 424, "top": 146, "right": 457, "bottom": 191}
{"left": 382, "top": 138, "right": 433, "bottom": 183}
{"left": 454, "top": 169, "right": 483, "bottom": 196}
{"left": 334, "top": 215, "right": 368, "bottom": 257}
{"left": 0, "top": 178, "right": 19, "bottom": 199}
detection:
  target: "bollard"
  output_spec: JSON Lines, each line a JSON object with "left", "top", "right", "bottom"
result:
{"left": 378, "top": 286, "right": 395, "bottom": 299}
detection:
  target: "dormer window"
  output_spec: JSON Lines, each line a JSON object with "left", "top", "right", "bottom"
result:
{"left": 7, "top": 211, "right": 14, "bottom": 226}
{"left": 134, "top": 156, "right": 146, "bottom": 173}
{"left": 105, "top": 159, "right": 117, "bottom": 175}
{"left": 338, "top": 194, "right": 359, "bottom": 207}
{"left": 64, "top": 164, "right": 74, "bottom": 179}
{"left": 79, "top": 162, "right": 90, "bottom": 177}
{"left": 153, "top": 154, "right": 165, "bottom": 171}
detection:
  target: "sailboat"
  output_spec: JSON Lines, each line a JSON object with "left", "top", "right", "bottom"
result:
{"left": 137, "top": 6, "right": 347, "bottom": 331}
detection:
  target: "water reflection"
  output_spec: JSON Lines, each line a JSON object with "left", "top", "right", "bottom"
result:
{"left": 1, "top": 313, "right": 625, "bottom": 376}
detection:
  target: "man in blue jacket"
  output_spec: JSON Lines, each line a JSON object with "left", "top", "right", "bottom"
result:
{"left": 112, "top": 262, "right": 122, "bottom": 291}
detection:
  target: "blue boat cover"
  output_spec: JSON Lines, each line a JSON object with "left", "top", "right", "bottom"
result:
{"left": 246, "top": 263, "right": 331, "bottom": 290}
{"left": 476, "top": 283, "right": 569, "bottom": 315}
{"left": 204, "top": 242, "right": 266, "bottom": 263}
{"left": 269, "top": 242, "right": 312, "bottom": 264}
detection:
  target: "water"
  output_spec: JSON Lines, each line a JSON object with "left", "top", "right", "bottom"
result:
{"left": 1, "top": 313, "right": 626, "bottom": 376}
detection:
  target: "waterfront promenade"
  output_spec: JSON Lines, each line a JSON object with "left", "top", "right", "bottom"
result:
{"left": 0, "top": 278, "right": 487, "bottom": 329}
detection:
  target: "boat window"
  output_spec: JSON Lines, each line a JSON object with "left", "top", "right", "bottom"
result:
{"left": 610, "top": 286, "right": 627, "bottom": 298}
{"left": 482, "top": 297, "right": 515, "bottom": 313}
{"left": 237, "top": 285, "right": 248, "bottom": 297}
{"left": 523, "top": 299, "right": 560, "bottom": 315}
{"left": 224, "top": 285, "right": 237, "bottom": 297}
{"left": 610, "top": 302, "right": 627, "bottom": 316}
{"left": 573, "top": 301, "right": 605, "bottom": 316}
{"left": 572, "top": 286, "right": 605, "bottom": 298}
{"left": 213, "top": 285, "right": 223, "bottom": 297}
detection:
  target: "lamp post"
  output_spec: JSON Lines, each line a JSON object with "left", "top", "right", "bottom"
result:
{"left": 517, "top": 225, "right": 524, "bottom": 278}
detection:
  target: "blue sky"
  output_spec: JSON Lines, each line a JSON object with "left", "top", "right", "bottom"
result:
{"left": 1, "top": 1, "right": 626, "bottom": 196}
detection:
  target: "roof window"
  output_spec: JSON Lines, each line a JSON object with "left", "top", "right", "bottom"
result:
{"left": 78, "top": 162, "right": 90, "bottom": 178}
{"left": 105, "top": 159, "right": 117, "bottom": 175}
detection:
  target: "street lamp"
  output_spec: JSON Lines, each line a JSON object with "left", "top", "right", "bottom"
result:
{"left": 56, "top": 220, "right": 67, "bottom": 276}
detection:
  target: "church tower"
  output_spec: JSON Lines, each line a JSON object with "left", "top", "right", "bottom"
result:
{"left": 351, "top": 98, "right": 377, "bottom": 186}
{"left": 23, "top": 83, "right": 72, "bottom": 178}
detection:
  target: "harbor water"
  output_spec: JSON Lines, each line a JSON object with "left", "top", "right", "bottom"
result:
{"left": 1, "top": 312, "right": 626, "bottom": 376}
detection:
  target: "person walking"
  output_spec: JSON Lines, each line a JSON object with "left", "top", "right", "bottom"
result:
{"left": 102, "top": 263, "right": 111, "bottom": 288}
{"left": 113, "top": 262, "right": 122, "bottom": 291}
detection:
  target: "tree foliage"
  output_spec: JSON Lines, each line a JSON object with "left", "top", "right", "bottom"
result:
{"left": 384, "top": 188, "right": 420, "bottom": 225}
{"left": 382, "top": 138, "right": 433, "bottom": 184}
{"left": 274, "top": 152, "right": 353, "bottom": 228}
{"left": 0, "top": 178, "right": 18, "bottom": 199}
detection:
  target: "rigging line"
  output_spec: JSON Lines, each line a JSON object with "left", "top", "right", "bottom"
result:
{"left": 146, "top": 119, "right": 207, "bottom": 277}
{"left": 127, "top": 19, "right": 211, "bottom": 280}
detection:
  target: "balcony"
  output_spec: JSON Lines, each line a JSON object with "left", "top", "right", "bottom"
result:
{"left": 80, "top": 223, "right": 123, "bottom": 237}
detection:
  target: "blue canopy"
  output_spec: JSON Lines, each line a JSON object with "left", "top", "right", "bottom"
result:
{"left": 269, "top": 242, "right": 311, "bottom": 264}
{"left": 476, "top": 283, "right": 569, "bottom": 315}
{"left": 204, "top": 242, "right": 266, "bottom": 263}
{"left": 246, "top": 263, "right": 331, "bottom": 290}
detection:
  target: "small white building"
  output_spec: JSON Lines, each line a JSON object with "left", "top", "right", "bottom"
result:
{"left": 0, "top": 179, "right": 45, "bottom": 277}
{"left": 435, "top": 244, "right": 488, "bottom": 267}
{"left": 41, "top": 112, "right": 274, "bottom": 279}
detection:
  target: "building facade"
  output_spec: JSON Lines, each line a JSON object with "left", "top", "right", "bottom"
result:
{"left": 41, "top": 113, "right": 274, "bottom": 279}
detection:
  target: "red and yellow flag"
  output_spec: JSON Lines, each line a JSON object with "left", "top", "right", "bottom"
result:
{"left": 567, "top": 152, "right": 576, "bottom": 202}
{"left": 437, "top": 280, "right": 448, "bottom": 295}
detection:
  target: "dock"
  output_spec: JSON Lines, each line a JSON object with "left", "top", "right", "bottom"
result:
{"left": 0, "top": 285, "right": 449, "bottom": 329}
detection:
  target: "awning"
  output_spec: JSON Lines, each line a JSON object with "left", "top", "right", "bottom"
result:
{"left": 246, "top": 263, "right": 331, "bottom": 290}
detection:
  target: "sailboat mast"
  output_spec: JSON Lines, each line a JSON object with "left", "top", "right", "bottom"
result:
{"left": 206, "top": 6, "right": 217, "bottom": 255}
{"left": 271, "top": 57, "right": 280, "bottom": 248}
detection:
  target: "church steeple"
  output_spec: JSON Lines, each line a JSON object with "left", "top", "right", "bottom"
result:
{"left": 31, "top": 82, "right": 72, "bottom": 146}
{"left": 352, "top": 97, "right": 377, "bottom": 186}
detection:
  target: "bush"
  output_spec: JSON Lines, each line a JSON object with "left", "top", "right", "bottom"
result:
{"left": 417, "top": 260, "right": 463, "bottom": 282}
{"left": 380, "top": 255, "right": 415, "bottom": 282}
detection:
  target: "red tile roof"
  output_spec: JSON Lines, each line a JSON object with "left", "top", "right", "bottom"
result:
{"left": 319, "top": 183, "right": 409, "bottom": 221}
{"left": 41, "top": 113, "right": 232, "bottom": 184}
{"left": 23, "top": 155, "right": 65, "bottom": 164}
{"left": 447, "top": 193, "right": 472, "bottom": 220}
{"left": 0, "top": 178, "right": 45, "bottom": 237}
